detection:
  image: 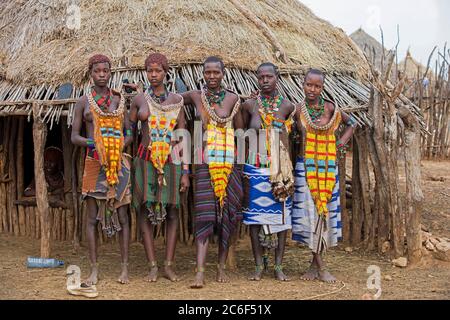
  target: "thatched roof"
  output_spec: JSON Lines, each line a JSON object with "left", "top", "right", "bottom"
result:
{"left": 0, "top": 1, "right": 427, "bottom": 132}
{"left": 400, "top": 51, "right": 430, "bottom": 81}
{"left": 0, "top": 0, "right": 368, "bottom": 86}
{"left": 350, "top": 28, "right": 394, "bottom": 72}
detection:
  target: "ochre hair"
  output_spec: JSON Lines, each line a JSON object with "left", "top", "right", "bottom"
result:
{"left": 88, "top": 54, "right": 111, "bottom": 71}
{"left": 145, "top": 53, "right": 169, "bottom": 72}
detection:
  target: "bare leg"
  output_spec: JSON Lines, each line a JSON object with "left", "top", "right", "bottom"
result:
{"left": 248, "top": 225, "right": 264, "bottom": 281}
{"left": 190, "top": 237, "right": 208, "bottom": 289}
{"left": 300, "top": 253, "right": 319, "bottom": 281}
{"left": 138, "top": 206, "right": 158, "bottom": 282}
{"left": 117, "top": 206, "right": 130, "bottom": 284}
{"left": 84, "top": 198, "right": 99, "bottom": 286}
{"left": 274, "top": 230, "right": 289, "bottom": 281}
{"left": 216, "top": 237, "right": 230, "bottom": 283}
{"left": 316, "top": 252, "right": 337, "bottom": 283}
{"left": 163, "top": 205, "right": 179, "bottom": 282}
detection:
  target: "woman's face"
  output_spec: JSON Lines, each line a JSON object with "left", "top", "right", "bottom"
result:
{"left": 146, "top": 63, "right": 166, "bottom": 87}
{"left": 90, "top": 62, "right": 111, "bottom": 87}
{"left": 303, "top": 74, "right": 324, "bottom": 102}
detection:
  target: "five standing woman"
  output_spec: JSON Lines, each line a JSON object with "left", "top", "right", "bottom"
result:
{"left": 72, "top": 53, "right": 356, "bottom": 287}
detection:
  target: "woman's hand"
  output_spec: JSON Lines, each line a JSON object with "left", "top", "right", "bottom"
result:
{"left": 180, "top": 174, "right": 190, "bottom": 193}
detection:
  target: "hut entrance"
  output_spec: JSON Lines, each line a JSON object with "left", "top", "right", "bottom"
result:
{"left": 19, "top": 119, "right": 65, "bottom": 206}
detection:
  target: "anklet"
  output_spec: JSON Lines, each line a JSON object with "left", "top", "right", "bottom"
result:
{"left": 164, "top": 260, "right": 174, "bottom": 267}
{"left": 195, "top": 266, "right": 205, "bottom": 273}
{"left": 217, "top": 263, "right": 226, "bottom": 270}
{"left": 274, "top": 264, "right": 283, "bottom": 272}
{"left": 149, "top": 261, "right": 158, "bottom": 268}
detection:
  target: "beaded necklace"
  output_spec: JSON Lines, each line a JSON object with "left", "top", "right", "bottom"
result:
{"left": 87, "top": 89, "right": 125, "bottom": 186}
{"left": 201, "top": 87, "right": 240, "bottom": 124}
{"left": 147, "top": 86, "right": 169, "bottom": 104}
{"left": 202, "top": 87, "right": 240, "bottom": 211}
{"left": 91, "top": 88, "right": 113, "bottom": 112}
{"left": 305, "top": 96, "right": 325, "bottom": 124}
{"left": 260, "top": 91, "right": 284, "bottom": 114}
{"left": 204, "top": 84, "right": 226, "bottom": 108}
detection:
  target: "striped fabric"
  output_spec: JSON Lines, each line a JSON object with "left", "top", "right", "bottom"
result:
{"left": 132, "top": 144, "right": 181, "bottom": 224}
{"left": 292, "top": 157, "right": 342, "bottom": 253}
{"left": 243, "top": 164, "right": 292, "bottom": 234}
{"left": 194, "top": 164, "right": 243, "bottom": 249}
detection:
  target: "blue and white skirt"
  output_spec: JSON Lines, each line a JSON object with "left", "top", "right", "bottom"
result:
{"left": 243, "top": 164, "right": 292, "bottom": 234}
{"left": 292, "top": 157, "right": 342, "bottom": 253}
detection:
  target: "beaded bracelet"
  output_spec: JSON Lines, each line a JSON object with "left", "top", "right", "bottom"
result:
{"left": 181, "top": 169, "right": 191, "bottom": 175}
{"left": 124, "top": 129, "right": 132, "bottom": 137}
{"left": 336, "top": 140, "right": 348, "bottom": 157}
{"left": 86, "top": 138, "right": 95, "bottom": 149}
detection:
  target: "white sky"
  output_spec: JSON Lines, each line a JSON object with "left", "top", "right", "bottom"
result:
{"left": 301, "top": 0, "right": 449, "bottom": 65}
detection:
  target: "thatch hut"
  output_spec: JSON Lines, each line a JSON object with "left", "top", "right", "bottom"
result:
{"left": 350, "top": 28, "right": 390, "bottom": 71}
{"left": 0, "top": 1, "right": 426, "bottom": 259}
{"left": 400, "top": 51, "right": 431, "bottom": 82}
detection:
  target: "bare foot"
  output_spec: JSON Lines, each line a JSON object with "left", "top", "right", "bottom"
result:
{"left": 275, "top": 269, "right": 290, "bottom": 282}
{"left": 300, "top": 267, "right": 319, "bottom": 281}
{"left": 216, "top": 266, "right": 229, "bottom": 283}
{"left": 318, "top": 270, "right": 337, "bottom": 283}
{"left": 147, "top": 266, "right": 158, "bottom": 282}
{"left": 163, "top": 265, "right": 180, "bottom": 282}
{"left": 83, "top": 266, "right": 98, "bottom": 286}
{"left": 190, "top": 272, "right": 205, "bottom": 289}
{"left": 248, "top": 267, "right": 263, "bottom": 281}
{"left": 117, "top": 264, "right": 129, "bottom": 284}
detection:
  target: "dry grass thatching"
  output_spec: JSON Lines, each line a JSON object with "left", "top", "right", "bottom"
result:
{"left": 0, "top": 0, "right": 368, "bottom": 86}
{"left": 349, "top": 28, "right": 395, "bottom": 72}
{"left": 400, "top": 51, "right": 431, "bottom": 81}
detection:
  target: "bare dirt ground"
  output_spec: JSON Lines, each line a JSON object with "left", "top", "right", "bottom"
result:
{"left": 0, "top": 160, "right": 449, "bottom": 300}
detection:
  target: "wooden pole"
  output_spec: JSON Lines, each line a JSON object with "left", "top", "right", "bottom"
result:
{"left": 33, "top": 103, "right": 51, "bottom": 257}
{"left": 356, "top": 131, "right": 373, "bottom": 250}
{"left": 350, "top": 140, "right": 362, "bottom": 245}
{"left": 2, "top": 118, "right": 10, "bottom": 232}
{"left": 0, "top": 119, "right": 5, "bottom": 232}
{"left": 61, "top": 208, "right": 66, "bottom": 241}
{"left": 35, "top": 206, "right": 40, "bottom": 239}
{"left": 25, "top": 206, "right": 31, "bottom": 237}
{"left": 8, "top": 118, "right": 18, "bottom": 235}
{"left": 61, "top": 124, "right": 74, "bottom": 243}
{"left": 16, "top": 117, "right": 26, "bottom": 236}
{"left": 0, "top": 183, "right": 4, "bottom": 232}
{"left": 50, "top": 208, "right": 56, "bottom": 240}
{"left": 399, "top": 106, "right": 424, "bottom": 264}
{"left": 29, "top": 206, "right": 35, "bottom": 238}
{"left": 71, "top": 146, "right": 80, "bottom": 250}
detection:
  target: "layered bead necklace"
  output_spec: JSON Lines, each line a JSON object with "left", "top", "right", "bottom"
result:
{"left": 147, "top": 86, "right": 169, "bottom": 104}
{"left": 305, "top": 96, "right": 325, "bottom": 124}
{"left": 91, "top": 88, "right": 113, "bottom": 112}
{"left": 260, "top": 91, "right": 284, "bottom": 115}
{"left": 204, "top": 84, "right": 226, "bottom": 108}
